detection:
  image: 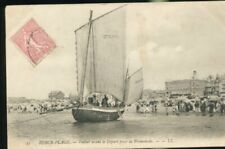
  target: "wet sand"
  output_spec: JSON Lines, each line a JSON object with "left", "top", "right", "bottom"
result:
{"left": 8, "top": 108, "right": 225, "bottom": 141}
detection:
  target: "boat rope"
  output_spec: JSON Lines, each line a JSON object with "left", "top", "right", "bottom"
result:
{"left": 75, "top": 32, "right": 79, "bottom": 95}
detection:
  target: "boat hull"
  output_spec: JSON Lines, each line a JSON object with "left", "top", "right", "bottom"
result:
{"left": 72, "top": 106, "right": 124, "bottom": 122}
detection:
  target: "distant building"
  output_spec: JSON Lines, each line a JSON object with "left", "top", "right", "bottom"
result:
{"left": 165, "top": 71, "right": 225, "bottom": 97}
{"left": 149, "top": 90, "right": 166, "bottom": 99}
{"left": 204, "top": 80, "right": 219, "bottom": 96}
{"left": 142, "top": 89, "right": 166, "bottom": 100}
{"left": 165, "top": 79, "right": 207, "bottom": 97}
{"left": 204, "top": 74, "right": 225, "bottom": 96}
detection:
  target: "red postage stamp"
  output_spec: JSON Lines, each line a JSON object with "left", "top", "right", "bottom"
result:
{"left": 11, "top": 18, "right": 56, "bottom": 65}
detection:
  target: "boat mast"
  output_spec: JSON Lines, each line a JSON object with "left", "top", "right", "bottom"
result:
{"left": 80, "top": 10, "right": 93, "bottom": 103}
{"left": 91, "top": 24, "right": 96, "bottom": 92}
{"left": 123, "top": 62, "right": 129, "bottom": 103}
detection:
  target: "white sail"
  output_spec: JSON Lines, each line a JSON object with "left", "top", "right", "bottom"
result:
{"left": 84, "top": 27, "right": 95, "bottom": 96}
{"left": 75, "top": 23, "right": 95, "bottom": 98}
{"left": 75, "top": 6, "right": 127, "bottom": 101}
{"left": 125, "top": 68, "right": 143, "bottom": 105}
{"left": 91, "top": 7, "right": 127, "bottom": 101}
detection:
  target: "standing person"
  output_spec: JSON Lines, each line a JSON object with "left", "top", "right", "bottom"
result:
{"left": 172, "top": 100, "right": 176, "bottom": 114}
{"left": 88, "top": 97, "right": 94, "bottom": 105}
{"left": 185, "top": 102, "right": 189, "bottom": 112}
{"left": 216, "top": 100, "right": 221, "bottom": 113}
{"left": 22, "top": 106, "right": 27, "bottom": 113}
{"left": 220, "top": 98, "right": 225, "bottom": 115}
{"left": 201, "top": 98, "right": 207, "bottom": 116}
{"left": 177, "top": 101, "right": 181, "bottom": 113}
{"left": 154, "top": 101, "right": 158, "bottom": 113}
{"left": 180, "top": 101, "right": 185, "bottom": 112}
{"left": 208, "top": 100, "right": 215, "bottom": 117}
{"left": 101, "top": 95, "right": 109, "bottom": 107}
{"left": 165, "top": 97, "right": 169, "bottom": 116}
{"left": 194, "top": 100, "right": 200, "bottom": 113}
{"left": 114, "top": 99, "right": 119, "bottom": 107}
{"left": 96, "top": 99, "right": 100, "bottom": 106}
{"left": 190, "top": 100, "right": 194, "bottom": 112}
{"left": 92, "top": 94, "right": 98, "bottom": 106}
{"left": 174, "top": 100, "right": 179, "bottom": 115}
{"left": 151, "top": 101, "right": 154, "bottom": 113}
{"left": 119, "top": 101, "right": 124, "bottom": 108}
{"left": 136, "top": 103, "right": 140, "bottom": 113}
{"left": 144, "top": 104, "right": 150, "bottom": 113}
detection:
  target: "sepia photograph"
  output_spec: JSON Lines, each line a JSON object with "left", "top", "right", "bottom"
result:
{"left": 6, "top": 2, "right": 225, "bottom": 148}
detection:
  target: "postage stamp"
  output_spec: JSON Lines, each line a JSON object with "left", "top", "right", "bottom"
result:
{"left": 11, "top": 18, "right": 56, "bottom": 65}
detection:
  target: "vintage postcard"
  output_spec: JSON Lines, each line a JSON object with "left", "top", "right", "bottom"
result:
{"left": 6, "top": 2, "right": 225, "bottom": 148}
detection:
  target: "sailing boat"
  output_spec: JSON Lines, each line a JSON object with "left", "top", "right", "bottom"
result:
{"left": 72, "top": 5, "right": 143, "bottom": 122}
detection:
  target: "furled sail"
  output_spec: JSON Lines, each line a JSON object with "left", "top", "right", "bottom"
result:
{"left": 125, "top": 68, "right": 143, "bottom": 105}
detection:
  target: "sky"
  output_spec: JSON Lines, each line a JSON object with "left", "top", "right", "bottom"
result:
{"left": 6, "top": 2, "right": 225, "bottom": 99}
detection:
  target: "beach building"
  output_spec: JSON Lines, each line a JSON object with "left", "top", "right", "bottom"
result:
{"left": 165, "top": 79, "right": 207, "bottom": 97}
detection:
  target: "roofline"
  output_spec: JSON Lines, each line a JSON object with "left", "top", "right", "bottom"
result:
{"left": 165, "top": 79, "right": 207, "bottom": 83}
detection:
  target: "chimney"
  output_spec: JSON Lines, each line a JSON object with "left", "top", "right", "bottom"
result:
{"left": 192, "top": 70, "right": 197, "bottom": 80}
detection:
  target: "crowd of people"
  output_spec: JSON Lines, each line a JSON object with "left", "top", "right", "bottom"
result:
{"left": 7, "top": 100, "right": 76, "bottom": 114}
{"left": 85, "top": 94, "right": 124, "bottom": 108}
{"left": 136, "top": 100, "right": 158, "bottom": 113}
{"left": 9, "top": 93, "right": 225, "bottom": 116}
{"left": 136, "top": 95, "right": 225, "bottom": 116}
{"left": 8, "top": 93, "right": 126, "bottom": 114}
